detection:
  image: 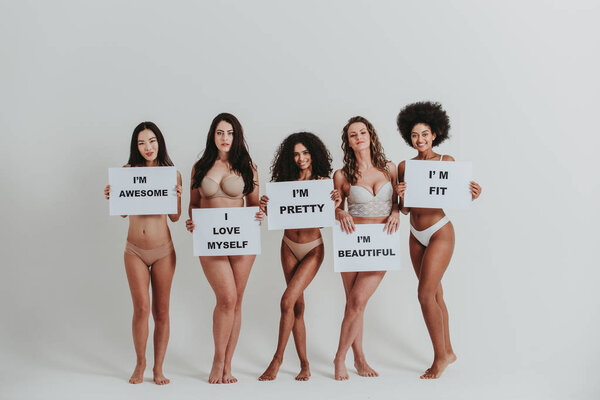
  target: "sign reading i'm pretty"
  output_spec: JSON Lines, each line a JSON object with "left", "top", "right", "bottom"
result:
{"left": 333, "top": 223, "right": 402, "bottom": 272}
{"left": 403, "top": 160, "right": 472, "bottom": 209}
{"left": 108, "top": 166, "right": 178, "bottom": 216}
{"left": 192, "top": 207, "right": 261, "bottom": 256}
{"left": 266, "top": 179, "right": 335, "bottom": 230}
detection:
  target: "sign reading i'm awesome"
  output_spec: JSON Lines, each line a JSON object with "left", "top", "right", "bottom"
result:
{"left": 192, "top": 207, "right": 261, "bottom": 256}
{"left": 266, "top": 179, "right": 335, "bottom": 230}
{"left": 403, "top": 160, "right": 472, "bottom": 209}
{"left": 333, "top": 223, "right": 402, "bottom": 272}
{"left": 108, "top": 166, "right": 177, "bottom": 216}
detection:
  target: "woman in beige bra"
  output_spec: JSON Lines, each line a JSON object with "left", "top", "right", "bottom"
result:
{"left": 332, "top": 116, "right": 399, "bottom": 380}
{"left": 257, "top": 132, "right": 339, "bottom": 381}
{"left": 104, "top": 121, "right": 182, "bottom": 385}
{"left": 396, "top": 102, "right": 481, "bottom": 379}
{"left": 185, "top": 113, "right": 262, "bottom": 384}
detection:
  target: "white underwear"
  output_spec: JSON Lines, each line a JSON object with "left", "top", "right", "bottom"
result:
{"left": 410, "top": 216, "right": 450, "bottom": 247}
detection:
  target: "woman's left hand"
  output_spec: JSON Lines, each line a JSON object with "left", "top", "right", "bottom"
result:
{"left": 470, "top": 181, "right": 482, "bottom": 200}
{"left": 175, "top": 184, "right": 182, "bottom": 198}
{"left": 255, "top": 209, "right": 265, "bottom": 225}
{"left": 383, "top": 210, "right": 400, "bottom": 234}
{"left": 331, "top": 189, "right": 342, "bottom": 208}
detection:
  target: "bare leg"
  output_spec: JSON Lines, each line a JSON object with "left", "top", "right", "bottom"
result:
{"left": 334, "top": 271, "right": 385, "bottom": 380}
{"left": 149, "top": 251, "right": 176, "bottom": 385}
{"left": 124, "top": 253, "right": 151, "bottom": 384}
{"left": 411, "top": 224, "right": 455, "bottom": 379}
{"left": 291, "top": 295, "right": 311, "bottom": 381}
{"left": 200, "top": 256, "right": 238, "bottom": 384}
{"left": 259, "top": 242, "right": 323, "bottom": 381}
{"left": 221, "top": 254, "right": 255, "bottom": 383}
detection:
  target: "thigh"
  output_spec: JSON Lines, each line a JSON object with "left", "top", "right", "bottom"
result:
{"left": 228, "top": 254, "right": 256, "bottom": 297}
{"left": 284, "top": 244, "right": 324, "bottom": 296}
{"left": 340, "top": 272, "right": 359, "bottom": 298}
{"left": 150, "top": 251, "right": 176, "bottom": 307}
{"left": 124, "top": 252, "right": 151, "bottom": 305}
{"left": 409, "top": 233, "right": 426, "bottom": 278}
{"left": 419, "top": 223, "right": 455, "bottom": 290}
{"left": 200, "top": 256, "right": 237, "bottom": 298}
{"left": 281, "top": 239, "right": 299, "bottom": 283}
{"left": 348, "top": 271, "right": 386, "bottom": 303}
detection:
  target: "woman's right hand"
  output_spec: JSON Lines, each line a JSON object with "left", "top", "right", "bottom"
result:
{"left": 395, "top": 182, "right": 406, "bottom": 199}
{"left": 259, "top": 195, "right": 269, "bottom": 215}
{"left": 104, "top": 185, "right": 111, "bottom": 200}
{"left": 336, "top": 209, "right": 355, "bottom": 233}
{"left": 185, "top": 218, "right": 195, "bottom": 233}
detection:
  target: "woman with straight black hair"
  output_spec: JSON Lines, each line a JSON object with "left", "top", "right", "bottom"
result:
{"left": 104, "top": 121, "right": 182, "bottom": 385}
{"left": 186, "top": 113, "right": 263, "bottom": 384}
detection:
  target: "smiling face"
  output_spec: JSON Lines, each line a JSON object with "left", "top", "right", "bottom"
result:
{"left": 410, "top": 123, "right": 437, "bottom": 151}
{"left": 347, "top": 122, "right": 371, "bottom": 152}
{"left": 214, "top": 120, "right": 234, "bottom": 153}
{"left": 137, "top": 129, "right": 159, "bottom": 163}
{"left": 293, "top": 142, "right": 312, "bottom": 171}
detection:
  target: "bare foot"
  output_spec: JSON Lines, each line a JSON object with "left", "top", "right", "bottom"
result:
{"left": 354, "top": 358, "right": 378, "bottom": 377}
{"left": 129, "top": 361, "right": 145, "bottom": 384}
{"left": 448, "top": 352, "right": 457, "bottom": 364}
{"left": 420, "top": 356, "right": 453, "bottom": 379}
{"left": 295, "top": 362, "right": 311, "bottom": 381}
{"left": 258, "top": 357, "right": 282, "bottom": 381}
{"left": 334, "top": 357, "right": 349, "bottom": 381}
{"left": 153, "top": 368, "right": 170, "bottom": 385}
{"left": 208, "top": 360, "right": 224, "bottom": 384}
{"left": 222, "top": 364, "right": 238, "bottom": 384}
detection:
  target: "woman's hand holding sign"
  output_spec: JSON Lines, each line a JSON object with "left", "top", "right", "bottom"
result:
{"left": 336, "top": 208, "right": 355, "bottom": 234}
{"left": 470, "top": 181, "right": 481, "bottom": 200}
{"left": 185, "top": 218, "right": 195, "bottom": 233}
{"left": 395, "top": 182, "right": 406, "bottom": 200}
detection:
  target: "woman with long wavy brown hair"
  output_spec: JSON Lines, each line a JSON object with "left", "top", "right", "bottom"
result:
{"left": 332, "top": 116, "right": 399, "bottom": 380}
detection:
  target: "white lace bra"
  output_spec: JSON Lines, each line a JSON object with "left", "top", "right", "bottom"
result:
{"left": 347, "top": 181, "right": 393, "bottom": 217}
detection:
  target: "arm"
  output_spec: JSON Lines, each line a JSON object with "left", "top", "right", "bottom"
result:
{"left": 333, "top": 169, "right": 355, "bottom": 233}
{"left": 246, "top": 166, "right": 264, "bottom": 222}
{"left": 397, "top": 161, "right": 410, "bottom": 215}
{"left": 186, "top": 167, "right": 202, "bottom": 233}
{"left": 168, "top": 170, "right": 182, "bottom": 222}
{"left": 384, "top": 161, "right": 400, "bottom": 233}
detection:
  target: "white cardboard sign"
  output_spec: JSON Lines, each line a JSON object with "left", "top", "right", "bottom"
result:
{"left": 403, "top": 160, "right": 472, "bottom": 209}
{"left": 108, "top": 166, "right": 177, "bottom": 216}
{"left": 192, "top": 207, "right": 261, "bottom": 256}
{"left": 333, "top": 223, "right": 402, "bottom": 272}
{"left": 266, "top": 180, "right": 335, "bottom": 230}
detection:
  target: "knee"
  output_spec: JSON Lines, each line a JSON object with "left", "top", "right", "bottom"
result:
{"left": 152, "top": 305, "right": 169, "bottom": 325}
{"left": 133, "top": 302, "right": 150, "bottom": 318}
{"left": 417, "top": 287, "right": 436, "bottom": 307}
{"left": 293, "top": 300, "right": 305, "bottom": 318}
{"left": 347, "top": 295, "right": 367, "bottom": 314}
{"left": 216, "top": 293, "right": 237, "bottom": 312}
{"left": 280, "top": 293, "right": 295, "bottom": 314}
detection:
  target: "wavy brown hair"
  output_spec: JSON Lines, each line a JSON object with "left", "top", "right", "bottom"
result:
{"left": 341, "top": 116, "right": 389, "bottom": 185}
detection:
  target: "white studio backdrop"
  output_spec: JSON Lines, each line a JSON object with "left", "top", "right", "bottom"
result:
{"left": 1, "top": 1, "right": 598, "bottom": 399}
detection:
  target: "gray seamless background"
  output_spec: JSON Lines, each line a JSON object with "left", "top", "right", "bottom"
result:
{"left": 1, "top": 1, "right": 598, "bottom": 399}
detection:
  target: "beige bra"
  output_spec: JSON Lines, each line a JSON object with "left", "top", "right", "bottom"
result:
{"left": 199, "top": 175, "right": 245, "bottom": 199}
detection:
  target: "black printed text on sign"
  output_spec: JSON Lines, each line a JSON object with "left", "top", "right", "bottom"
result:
{"left": 333, "top": 223, "right": 402, "bottom": 272}
{"left": 266, "top": 180, "right": 335, "bottom": 230}
{"left": 403, "top": 161, "right": 472, "bottom": 209}
{"left": 192, "top": 207, "right": 261, "bottom": 256}
{"left": 108, "top": 166, "right": 177, "bottom": 216}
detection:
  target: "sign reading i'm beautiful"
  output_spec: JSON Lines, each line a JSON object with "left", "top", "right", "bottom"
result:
{"left": 403, "top": 160, "right": 472, "bottom": 209}
{"left": 192, "top": 207, "right": 261, "bottom": 256}
{"left": 333, "top": 223, "right": 402, "bottom": 272}
{"left": 266, "top": 180, "right": 335, "bottom": 230}
{"left": 108, "top": 166, "right": 177, "bottom": 216}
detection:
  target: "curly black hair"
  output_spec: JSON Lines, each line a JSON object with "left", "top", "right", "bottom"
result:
{"left": 397, "top": 101, "right": 451, "bottom": 147}
{"left": 270, "top": 132, "right": 332, "bottom": 182}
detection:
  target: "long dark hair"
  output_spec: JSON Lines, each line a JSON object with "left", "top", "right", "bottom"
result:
{"left": 127, "top": 121, "right": 173, "bottom": 167}
{"left": 341, "top": 116, "right": 389, "bottom": 185}
{"left": 270, "top": 132, "right": 332, "bottom": 182}
{"left": 191, "top": 113, "right": 256, "bottom": 194}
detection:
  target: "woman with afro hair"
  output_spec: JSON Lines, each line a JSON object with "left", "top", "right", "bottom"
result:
{"left": 258, "top": 132, "right": 339, "bottom": 381}
{"left": 396, "top": 101, "right": 481, "bottom": 379}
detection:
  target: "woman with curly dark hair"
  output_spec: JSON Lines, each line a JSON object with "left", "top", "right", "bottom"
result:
{"left": 185, "top": 113, "right": 263, "bottom": 384}
{"left": 258, "top": 132, "right": 338, "bottom": 381}
{"left": 396, "top": 101, "right": 481, "bottom": 379}
{"left": 332, "top": 116, "right": 399, "bottom": 380}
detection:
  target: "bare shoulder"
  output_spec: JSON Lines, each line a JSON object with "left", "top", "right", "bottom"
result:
{"left": 443, "top": 154, "right": 456, "bottom": 162}
{"left": 385, "top": 160, "right": 396, "bottom": 171}
{"left": 333, "top": 169, "right": 346, "bottom": 182}
{"left": 123, "top": 164, "right": 131, "bottom": 168}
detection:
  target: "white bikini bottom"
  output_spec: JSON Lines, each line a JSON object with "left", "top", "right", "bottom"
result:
{"left": 410, "top": 216, "right": 450, "bottom": 247}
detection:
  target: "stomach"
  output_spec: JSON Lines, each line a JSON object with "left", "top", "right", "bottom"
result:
{"left": 127, "top": 214, "right": 172, "bottom": 249}
{"left": 409, "top": 207, "right": 446, "bottom": 230}
{"left": 352, "top": 215, "right": 388, "bottom": 225}
{"left": 284, "top": 227, "right": 322, "bottom": 242}
{"left": 200, "top": 198, "right": 245, "bottom": 208}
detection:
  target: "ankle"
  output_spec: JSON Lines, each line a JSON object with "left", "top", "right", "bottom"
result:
{"left": 272, "top": 355, "right": 283, "bottom": 363}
